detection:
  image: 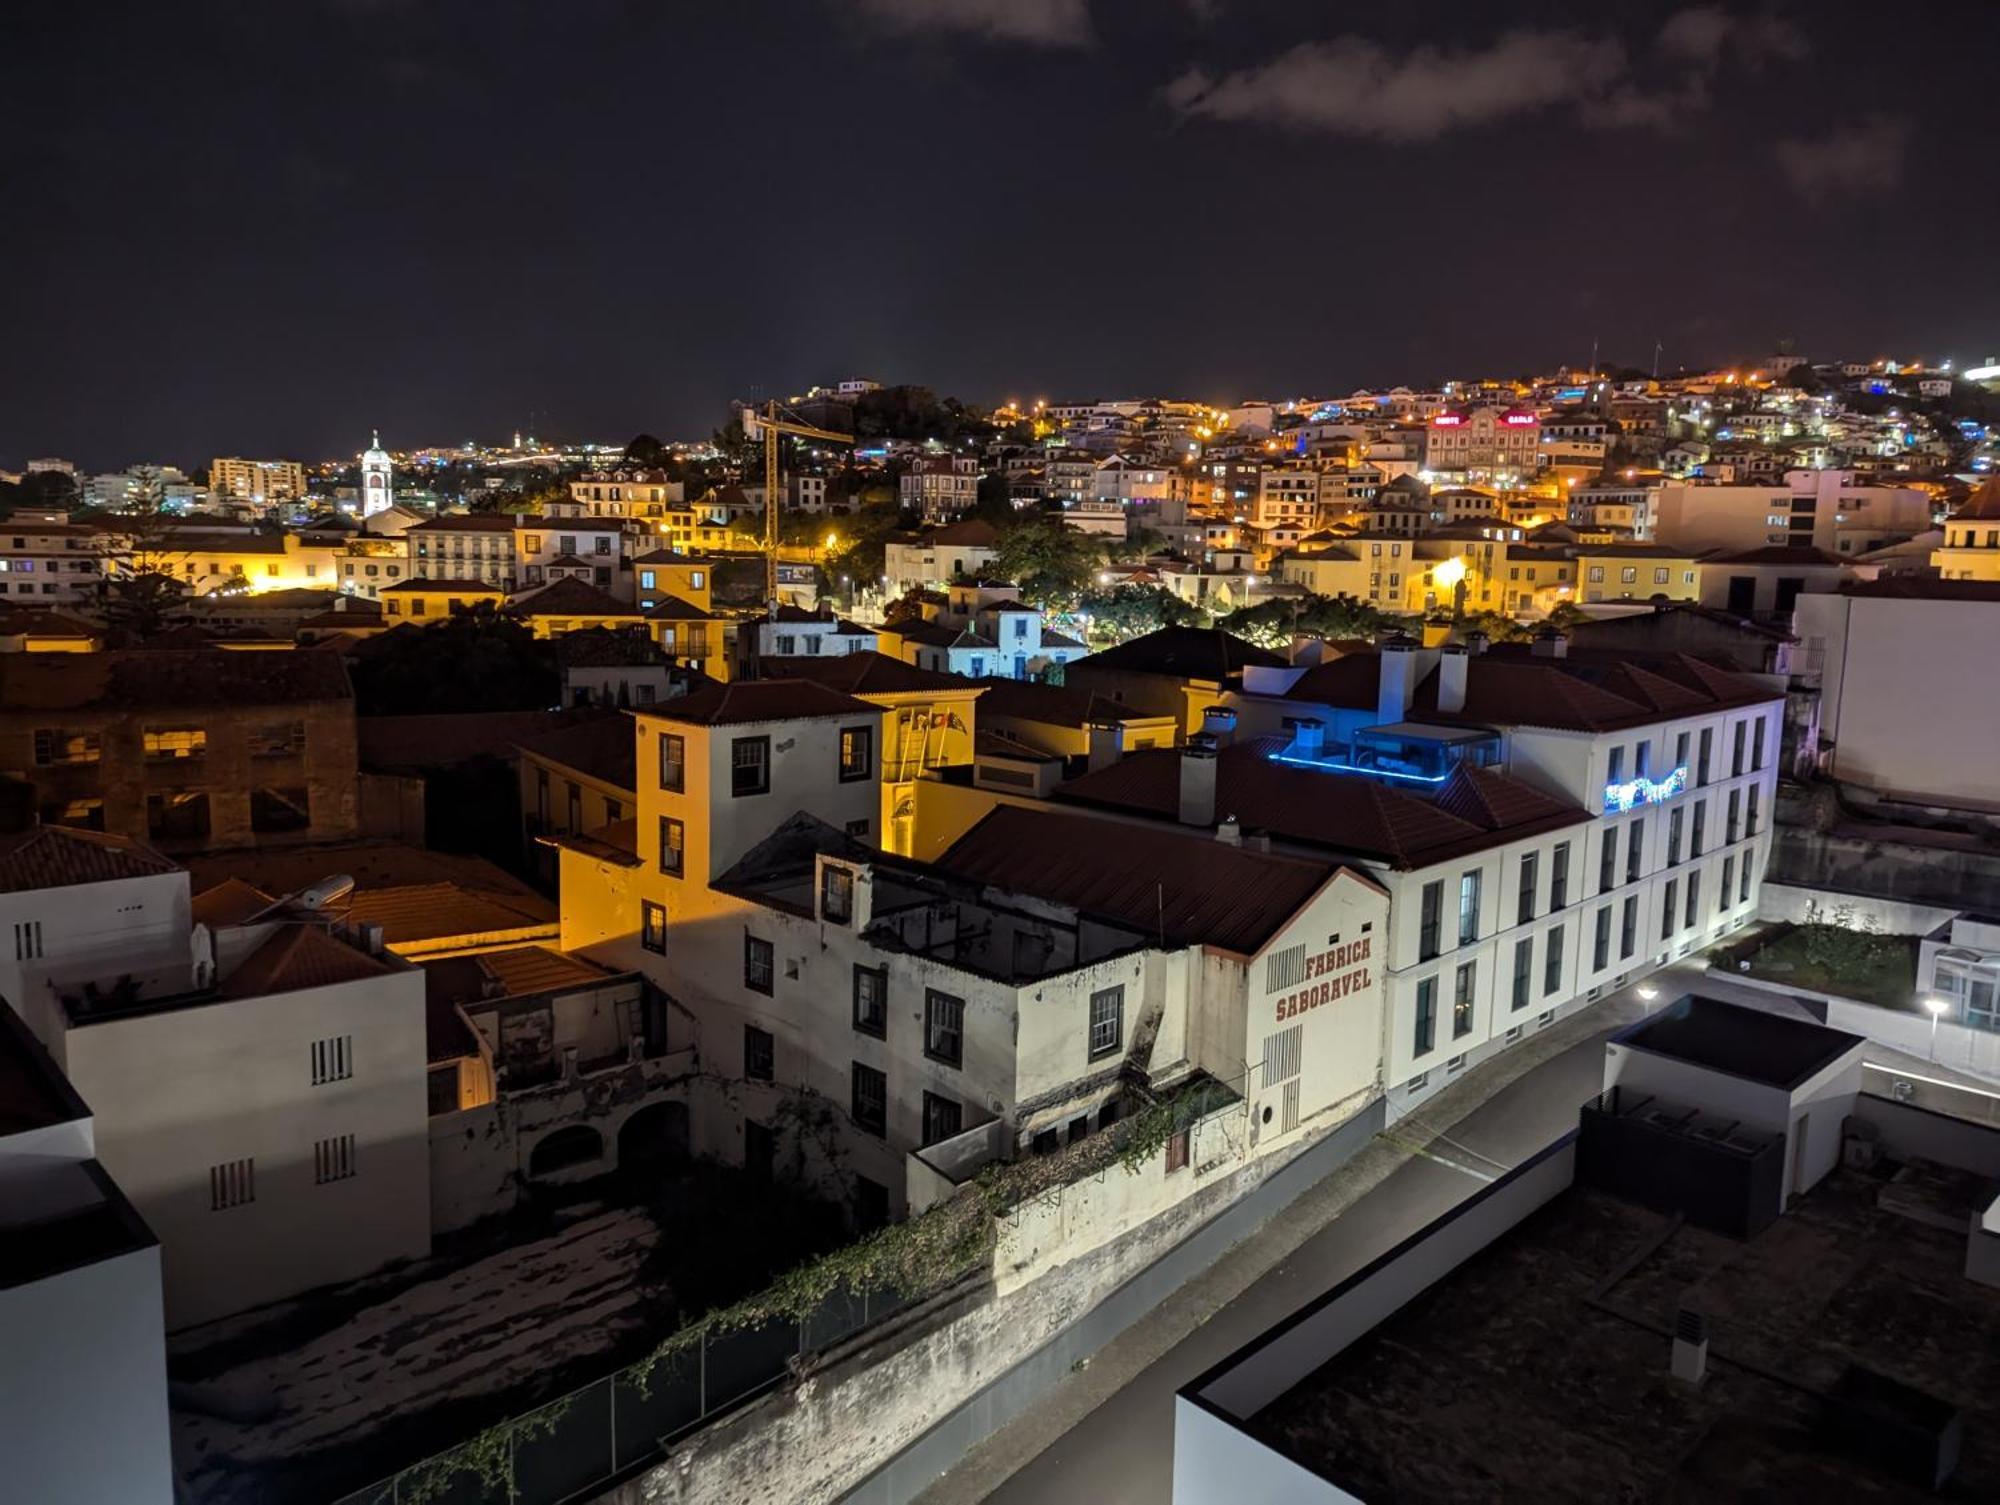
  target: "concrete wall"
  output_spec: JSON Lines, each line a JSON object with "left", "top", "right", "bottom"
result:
{"left": 1709, "top": 969, "right": 2000, "bottom": 1084}
{"left": 602, "top": 1094, "right": 1384, "bottom": 1505}
{"left": 0, "top": 1243, "right": 175, "bottom": 1505}
{"left": 1797, "top": 592, "right": 2000, "bottom": 807}
{"left": 1173, "top": 1395, "right": 1354, "bottom": 1505}
{"left": 1756, "top": 880, "right": 1957, "bottom": 938}
{"left": 1189, "top": 1137, "right": 1575, "bottom": 1424}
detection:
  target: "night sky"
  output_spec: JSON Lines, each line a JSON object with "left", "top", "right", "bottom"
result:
{"left": 6, "top": 1, "right": 1996, "bottom": 469}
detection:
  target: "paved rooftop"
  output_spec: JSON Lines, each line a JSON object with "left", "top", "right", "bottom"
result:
{"left": 1248, "top": 1166, "right": 2000, "bottom": 1501}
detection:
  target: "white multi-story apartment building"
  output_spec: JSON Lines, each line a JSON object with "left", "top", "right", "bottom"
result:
{"left": 406, "top": 513, "right": 519, "bottom": 591}
{"left": 556, "top": 469, "right": 682, "bottom": 521}
{"left": 547, "top": 682, "right": 1392, "bottom": 1218}
{"left": 1252, "top": 466, "right": 1321, "bottom": 531}
{"left": 515, "top": 514, "right": 633, "bottom": 596}
{"left": 0, "top": 825, "right": 432, "bottom": 1326}
{"left": 209, "top": 457, "right": 307, "bottom": 508}
{"left": 1653, "top": 469, "right": 1933, "bottom": 557}
{"left": 0, "top": 509, "right": 109, "bottom": 604}
{"left": 1091, "top": 457, "right": 1172, "bottom": 506}
{"left": 1056, "top": 635, "right": 1783, "bottom": 1112}
{"left": 882, "top": 520, "right": 1002, "bottom": 595}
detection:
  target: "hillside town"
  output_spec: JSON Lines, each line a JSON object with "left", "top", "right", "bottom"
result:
{"left": 8, "top": 347, "right": 2000, "bottom": 1503}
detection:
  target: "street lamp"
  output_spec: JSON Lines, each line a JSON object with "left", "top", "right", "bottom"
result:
{"left": 1924, "top": 996, "right": 1949, "bottom": 1060}
{"left": 1637, "top": 984, "right": 1659, "bottom": 1003}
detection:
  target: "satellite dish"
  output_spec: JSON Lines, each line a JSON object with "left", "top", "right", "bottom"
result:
{"left": 296, "top": 875, "right": 356, "bottom": 911}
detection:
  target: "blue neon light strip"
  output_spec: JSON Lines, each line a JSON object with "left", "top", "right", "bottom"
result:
{"left": 1269, "top": 750, "right": 1453, "bottom": 785}
{"left": 1602, "top": 766, "right": 1686, "bottom": 813}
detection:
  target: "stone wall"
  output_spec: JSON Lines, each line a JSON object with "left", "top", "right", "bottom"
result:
{"left": 603, "top": 1095, "right": 1386, "bottom": 1505}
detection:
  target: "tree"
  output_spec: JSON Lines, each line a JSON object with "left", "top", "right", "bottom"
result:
{"left": 1457, "top": 610, "right": 1533, "bottom": 644}
{"left": 98, "top": 571, "right": 188, "bottom": 642}
{"left": 624, "top": 433, "right": 669, "bottom": 468}
{"left": 1107, "top": 525, "right": 1168, "bottom": 562}
{"left": 1077, "top": 584, "right": 1205, "bottom": 642}
{"left": 1215, "top": 593, "right": 1391, "bottom": 649}
{"left": 972, "top": 470, "right": 1014, "bottom": 521}
{"left": 348, "top": 607, "right": 559, "bottom": 715}
{"left": 991, "top": 518, "right": 1104, "bottom": 607}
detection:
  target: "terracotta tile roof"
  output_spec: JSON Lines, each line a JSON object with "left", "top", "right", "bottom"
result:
{"left": 640, "top": 678, "right": 879, "bottom": 727}
{"left": 380, "top": 578, "right": 503, "bottom": 593}
{"left": 0, "top": 609, "right": 101, "bottom": 638}
{"left": 1951, "top": 477, "right": 2000, "bottom": 521}
{"left": 183, "top": 840, "right": 525, "bottom": 893}
{"left": 516, "top": 712, "right": 636, "bottom": 789}
{"left": 540, "top": 817, "right": 641, "bottom": 867}
{"left": 1069, "top": 626, "right": 1285, "bottom": 681}
{"left": 935, "top": 804, "right": 1348, "bottom": 956}
{"left": 633, "top": 549, "right": 720, "bottom": 566}
{"left": 1056, "top": 738, "right": 1591, "bottom": 870}
{"left": 218, "top": 924, "right": 397, "bottom": 1000}
{"left": 926, "top": 520, "right": 1001, "bottom": 547}
{"left": 1282, "top": 647, "right": 1780, "bottom": 733}
{"left": 757, "top": 651, "right": 978, "bottom": 697}
{"left": 553, "top": 627, "right": 667, "bottom": 668}
{"left": 422, "top": 944, "right": 616, "bottom": 1025}
{"left": 1038, "top": 628, "right": 1088, "bottom": 651}
{"left": 407, "top": 514, "right": 516, "bottom": 533}
{"left": 0, "top": 825, "right": 179, "bottom": 894}
{"left": 516, "top": 514, "right": 629, "bottom": 531}
{"left": 1701, "top": 545, "right": 1850, "bottom": 566}
{"left": 0, "top": 648, "right": 350, "bottom": 710}
{"left": 345, "top": 882, "right": 555, "bottom": 946}
{"left": 190, "top": 877, "right": 277, "bottom": 927}
{"left": 505, "top": 577, "right": 643, "bottom": 618}
{"left": 891, "top": 619, "right": 997, "bottom": 649}
{"left": 767, "top": 604, "right": 874, "bottom": 634}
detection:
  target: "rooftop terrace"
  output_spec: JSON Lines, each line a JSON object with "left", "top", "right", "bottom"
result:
{"left": 1244, "top": 1165, "right": 2000, "bottom": 1501}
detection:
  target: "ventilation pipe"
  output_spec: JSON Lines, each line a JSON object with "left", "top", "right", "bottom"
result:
{"left": 1532, "top": 626, "right": 1569, "bottom": 659}
{"left": 1201, "top": 705, "right": 1238, "bottom": 749}
{"left": 1437, "top": 644, "right": 1469, "bottom": 715}
{"left": 1671, "top": 1307, "right": 1708, "bottom": 1386}
{"left": 1179, "top": 733, "right": 1219, "bottom": 826}
{"left": 1378, "top": 635, "right": 1419, "bottom": 722}
{"left": 1087, "top": 718, "right": 1124, "bottom": 773}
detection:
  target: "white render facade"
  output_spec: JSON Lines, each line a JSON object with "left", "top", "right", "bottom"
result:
{"left": 1380, "top": 700, "right": 1781, "bottom": 1105}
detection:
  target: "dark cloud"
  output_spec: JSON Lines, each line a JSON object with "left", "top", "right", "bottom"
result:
{"left": 1775, "top": 116, "right": 1913, "bottom": 201}
{"left": 849, "top": 0, "right": 1092, "bottom": 48}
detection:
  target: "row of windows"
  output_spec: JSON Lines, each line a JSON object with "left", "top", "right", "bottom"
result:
{"left": 1414, "top": 853, "right": 1756, "bottom": 1059}
{"left": 1608, "top": 719, "right": 1767, "bottom": 790}
{"left": 208, "top": 1135, "right": 358, "bottom": 1210}
{"left": 652, "top": 728, "right": 873, "bottom": 798}
{"left": 33, "top": 721, "right": 307, "bottom": 767}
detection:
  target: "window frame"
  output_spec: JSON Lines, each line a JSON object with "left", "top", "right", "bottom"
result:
{"left": 838, "top": 724, "right": 874, "bottom": 783}
{"left": 924, "top": 987, "right": 965, "bottom": 1068}
{"left": 1088, "top": 985, "right": 1124, "bottom": 1061}
{"left": 731, "top": 734, "right": 771, "bottom": 798}
{"left": 852, "top": 964, "right": 887, "bottom": 1038}
{"left": 641, "top": 899, "right": 667, "bottom": 954}
{"left": 657, "top": 731, "right": 685, "bottom": 792}
{"left": 743, "top": 933, "right": 775, "bottom": 996}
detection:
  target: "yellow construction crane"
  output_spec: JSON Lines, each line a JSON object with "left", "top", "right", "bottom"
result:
{"left": 739, "top": 400, "right": 854, "bottom": 611}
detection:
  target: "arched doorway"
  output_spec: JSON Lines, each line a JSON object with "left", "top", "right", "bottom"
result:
{"left": 618, "top": 1101, "right": 689, "bottom": 1171}
{"left": 528, "top": 1124, "right": 604, "bottom": 1178}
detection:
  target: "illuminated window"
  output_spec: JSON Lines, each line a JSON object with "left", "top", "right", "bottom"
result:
{"left": 32, "top": 728, "right": 99, "bottom": 765}
{"left": 143, "top": 726, "right": 206, "bottom": 761}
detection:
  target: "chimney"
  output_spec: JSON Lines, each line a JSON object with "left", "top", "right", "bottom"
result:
{"left": 1671, "top": 1307, "right": 1708, "bottom": 1386}
{"left": 1437, "top": 644, "right": 1468, "bottom": 715}
{"left": 1378, "top": 635, "right": 1418, "bottom": 723}
{"left": 1215, "top": 816, "right": 1241, "bottom": 847}
{"left": 1086, "top": 717, "right": 1124, "bottom": 773}
{"left": 1202, "top": 705, "right": 1238, "bottom": 749}
{"left": 1532, "top": 626, "right": 1569, "bottom": 659}
{"left": 1179, "top": 733, "right": 1219, "bottom": 826}
{"left": 1293, "top": 720, "right": 1326, "bottom": 759}
{"left": 1466, "top": 630, "right": 1490, "bottom": 656}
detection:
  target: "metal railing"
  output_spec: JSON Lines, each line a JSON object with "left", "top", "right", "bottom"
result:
{"left": 1861, "top": 1062, "right": 2000, "bottom": 1129}
{"left": 328, "top": 1278, "right": 931, "bottom": 1505}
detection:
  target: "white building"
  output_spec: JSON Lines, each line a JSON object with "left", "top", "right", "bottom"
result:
{"left": 1059, "top": 636, "right": 1783, "bottom": 1111}
{"left": 1653, "top": 469, "right": 1933, "bottom": 557}
{"left": 0, "top": 511, "right": 109, "bottom": 604}
{"left": 1794, "top": 578, "right": 2000, "bottom": 807}
{"left": 0, "top": 1002, "right": 174, "bottom": 1505}
{"left": 548, "top": 685, "right": 1392, "bottom": 1218}
{"left": 882, "top": 520, "right": 1002, "bottom": 596}
{"left": 0, "top": 825, "right": 432, "bottom": 1327}
{"left": 1423, "top": 407, "right": 1542, "bottom": 484}
{"left": 360, "top": 431, "right": 393, "bottom": 518}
